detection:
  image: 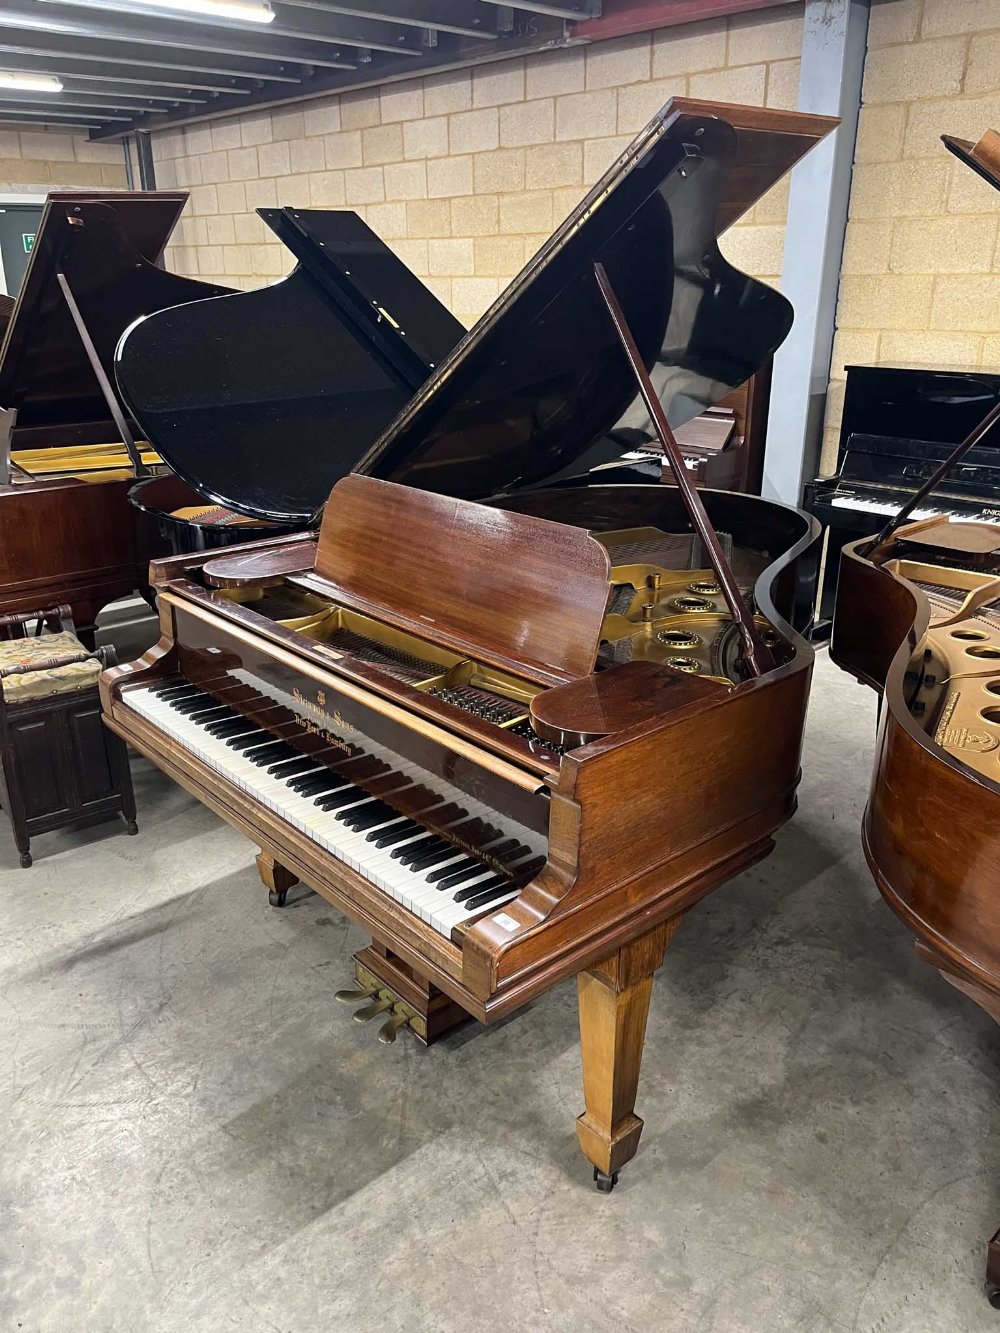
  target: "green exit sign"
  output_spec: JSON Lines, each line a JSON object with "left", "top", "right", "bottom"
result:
{"left": 21, "top": 233, "right": 34, "bottom": 255}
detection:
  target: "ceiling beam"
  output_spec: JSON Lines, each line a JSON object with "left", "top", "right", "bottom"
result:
{"left": 277, "top": 0, "right": 498, "bottom": 40}
{"left": 0, "top": 4, "right": 358, "bottom": 69}
{"left": 0, "top": 38, "right": 310, "bottom": 84}
{"left": 91, "top": 16, "right": 575, "bottom": 138}
{"left": 0, "top": 108, "right": 113, "bottom": 124}
{"left": 0, "top": 92, "right": 186, "bottom": 112}
{"left": 479, "top": 0, "right": 597, "bottom": 17}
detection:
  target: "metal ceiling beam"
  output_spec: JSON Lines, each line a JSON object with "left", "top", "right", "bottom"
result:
{"left": 0, "top": 86, "right": 204, "bottom": 105}
{"left": 277, "top": 0, "right": 498, "bottom": 40}
{"left": 0, "top": 5, "right": 358, "bottom": 68}
{"left": 39, "top": 0, "right": 428, "bottom": 54}
{"left": 0, "top": 108, "right": 112, "bottom": 124}
{"left": 478, "top": 0, "right": 597, "bottom": 17}
{"left": 92, "top": 15, "right": 574, "bottom": 137}
{"left": 0, "top": 92, "right": 182, "bottom": 113}
{"left": 0, "top": 38, "right": 309, "bottom": 84}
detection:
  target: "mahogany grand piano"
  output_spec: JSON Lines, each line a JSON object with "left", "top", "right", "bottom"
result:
{"left": 103, "top": 99, "right": 836, "bottom": 1189}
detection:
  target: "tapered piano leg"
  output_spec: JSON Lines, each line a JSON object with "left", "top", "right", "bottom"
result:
{"left": 987, "top": 1228, "right": 1000, "bottom": 1308}
{"left": 576, "top": 919, "right": 678, "bottom": 1191}
{"left": 256, "top": 850, "right": 299, "bottom": 907}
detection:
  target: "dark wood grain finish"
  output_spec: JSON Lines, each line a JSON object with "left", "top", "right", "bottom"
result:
{"left": 530, "top": 660, "right": 725, "bottom": 747}
{"left": 201, "top": 539, "right": 317, "bottom": 588}
{"left": 0, "top": 475, "right": 151, "bottom": 640}
{"left": 832, "top": 529, "right": 1000, "bottom": 1305}
{"left": 315, "top": 475, "right": 612, "bottom": 681}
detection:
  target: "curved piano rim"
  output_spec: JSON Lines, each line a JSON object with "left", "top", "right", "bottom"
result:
{"left": 834, "top": 536, "right": 1000, "bottom": 996}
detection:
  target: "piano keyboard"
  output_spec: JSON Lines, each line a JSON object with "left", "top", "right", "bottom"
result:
{"left": 829, "top": 494, "right": 994, "bottom": 524}
{"left": 125, "top": 680, "right": 546, "bottom": 939}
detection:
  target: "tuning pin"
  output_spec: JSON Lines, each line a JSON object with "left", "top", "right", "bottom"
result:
{"left": 377, "top": 1010, "right": 411, "bottom": 1045}
{"left": 641, "top": 602, "right": 655, "bottom": 622}
{"left": 334, "top": 985, "right": 376, "bottom": 1004}
{"left": 353, "top": 995, "right": 394, "bottom": 1023}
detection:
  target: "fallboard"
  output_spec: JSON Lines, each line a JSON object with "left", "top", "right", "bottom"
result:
{"left": 160, "top": 598, "right": 550, "bottom": 837}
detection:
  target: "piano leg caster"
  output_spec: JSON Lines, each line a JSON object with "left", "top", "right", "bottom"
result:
{"left": 593, "top": 1167, "right": 619, "bottom": 1193}
{"left": 18, "top": 851, "right": 31, "bottom": 869}
{"left": 125, "top": 820, "right": 138, "bottom": 836}
{"left": 256, "top": 851, "right": 298, "bottom": 908}
{"left": 576, "top": 920, "right": 678, "bottom": 1188}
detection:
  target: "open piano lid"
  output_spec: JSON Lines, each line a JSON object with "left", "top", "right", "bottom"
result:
{"left": 0, "top": 190, "right": 230, "bottom": 451}
{"left": 114, "top": 208, "right": 466, "bottom": 524}
{"left": 356, "top": 98, "right": 837, "bottom": 500}
{"left": 943, "top": 129, "right": 1000, "bottom": 193}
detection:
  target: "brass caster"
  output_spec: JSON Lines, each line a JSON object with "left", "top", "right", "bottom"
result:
{"left": 377, "top": 1009, "right": 410, "bottom": 1045}
{"left": 353, "top": 995, "right": 394, "bottom": 1023}
{"left": 334, "top": 986, "right": 376, "bottom": 1004}
{"left": 268, "top": 888, "right": 287, "bottom": 908}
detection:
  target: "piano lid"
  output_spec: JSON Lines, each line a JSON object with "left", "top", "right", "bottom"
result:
{"left": 943, "top": 129, "right": 1000, "bottom": 194}
{"left": 356, "top": 99, "right": 837, "bottom": 500}
{"left": 0, "top": 191, "right": 231, "bottom": 450}
{"left": 114, "top": 208, "right": 466, "bottom": 525}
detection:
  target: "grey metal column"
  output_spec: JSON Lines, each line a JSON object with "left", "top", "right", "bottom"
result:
{"left": 761, "top": 0, "right": 869, "bottom": 505}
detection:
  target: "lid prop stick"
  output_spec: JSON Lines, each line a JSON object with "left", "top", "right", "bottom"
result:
{"left": 593, "top": 260, "right": 772, "bottom": 678}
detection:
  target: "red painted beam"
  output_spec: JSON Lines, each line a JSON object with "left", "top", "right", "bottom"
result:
{"left": 573, "top": 0, "right": 791, "bottom": 41}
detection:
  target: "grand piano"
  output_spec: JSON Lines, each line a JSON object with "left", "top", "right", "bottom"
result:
{"left": 830, "top": 128, "right": 1000, "bottom": 1305}
{"left": 0, "top": 191, "right": 233, "bottom": 640}
{"left": 102, "top": 99, "right": 836, "bottom": 1190}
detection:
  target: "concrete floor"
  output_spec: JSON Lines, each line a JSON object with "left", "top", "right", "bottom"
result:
{"left": 0, "top": 648, "right": 997, "bottom": 1333}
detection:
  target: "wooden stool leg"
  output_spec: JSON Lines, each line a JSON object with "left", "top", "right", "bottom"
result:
{"left": 576, "top": 919, "right": 678, "bottom": 1191}
{"left": 256, "top": 850, "right": 298, "bottom": 907}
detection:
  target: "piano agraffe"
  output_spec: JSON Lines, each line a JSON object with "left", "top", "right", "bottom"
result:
{"left": 103, "top": 98, "right": 836, "bottom": 1189}
{"left": 0, "top": 191, "right": 230, "bottom": 640}
{"left": 830, "top": 128, "right": 1000, "bottom": 1307}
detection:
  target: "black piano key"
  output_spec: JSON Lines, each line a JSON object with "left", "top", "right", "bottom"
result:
{"left": 480, "top": 838, "right": 522, "bottom": 865}
{"left": 172, "top": 695, "right": 213, "bottom": 714}
{"left": 188, "top": 706, "right": 235, "bottom": 724}
{"left": 206, "top": 718, "right": 257, "bottom": 738}
{"left": 394, "top": 835, "right": 447, "bottom": 864}
{"left": 152, "top": 683, "right": 197, "bottom": 699}
{"left": 268, "top": 756, "right": 320, "bottom": 778}
{"left": 316, "top": 788, "right": 369, "bottom": 811}
{"left": 292, "top": 772, "right": 351, "bottom": 796}
{"left": 514, "top": 856, "right": 546, "bottom": 883}
{"left": 368, "top": 820, "right": 422, "bottom": 847}
{"left": 342, "top": 802, "right": 396, "bottom": 831}
{"left": 463, "top": 882, "right": 520, "bottom": 912}
{"left": 228, "top": 730, "right": 276, "bottom": 751}
{"left": 454, "top": 873, "right": 509, "bottom": 903}
{"left": 409, "top": 844, "right": 467, "bottom": 873}
{"left": 428, "top": 859, "right": 487, "bottom": 887}
{"left": 248, "top": 743, "right": 297, "bottom": 766}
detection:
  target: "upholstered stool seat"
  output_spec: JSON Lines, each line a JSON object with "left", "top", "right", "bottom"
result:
{"left": 0, "top": 606, "right": 137, "bottom": 868}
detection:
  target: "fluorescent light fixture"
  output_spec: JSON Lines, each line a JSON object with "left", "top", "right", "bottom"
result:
{"left": 119, "top": 0, "right": 274, "bottom": 21}
{"left": 0, "top": 72, "right": 63, "bottom": 93}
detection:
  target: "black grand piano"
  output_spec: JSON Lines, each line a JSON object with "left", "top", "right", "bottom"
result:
{"left": 119, "top": 208, "right": 465, "bottom": 551}
{"left": 0, "top": 191, "right": 231, "bottom": 639}
{"left": 805, "top": 363, "right": 1000, "bottom": 629}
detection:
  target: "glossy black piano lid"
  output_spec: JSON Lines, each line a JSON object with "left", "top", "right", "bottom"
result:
{"left": 114, "top": 209, "right": 465, "bottom": 525}
{"left": 356, "top": 104, "right": 794, "bottom": 500}
{"left": 839, "top": 364, "right": 1000, "bottom": 455}
{"left": 0, "top": 192, "right": 230, "bottom": 449}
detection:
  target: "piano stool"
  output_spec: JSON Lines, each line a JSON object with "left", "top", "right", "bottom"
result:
{"left": 0, "top": 607, "right": 137, "bottom": 868}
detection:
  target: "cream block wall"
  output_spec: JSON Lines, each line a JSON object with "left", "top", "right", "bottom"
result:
{"left": 0, "top": 127, "right": 126, "bottom": 196}
{"left": 152, "top": 4, "right": 804, "bottom": 329}
{"left": 824, "top": 0, "right": 1000, "bottom": 471}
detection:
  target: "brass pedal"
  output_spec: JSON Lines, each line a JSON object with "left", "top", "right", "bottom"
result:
{"left": 353, "top": 993, "right": 394, "bottom": 1023}
{"left": 334, "top": 985, "right": 376, "bottom": 1004}
{"left": 377, "top": 1008, "right": 411, "bottom": 1045}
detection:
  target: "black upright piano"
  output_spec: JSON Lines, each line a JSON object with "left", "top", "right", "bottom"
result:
{"left": 805, "top": 363, "right": 1000, "bottom": 629}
